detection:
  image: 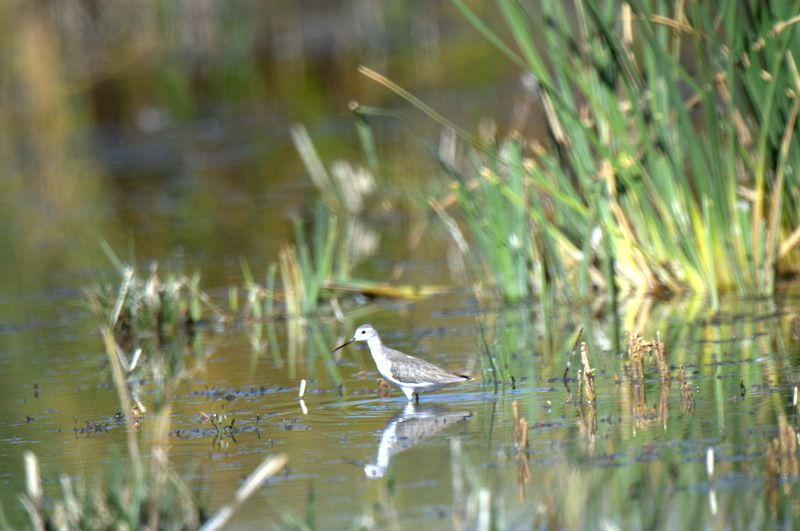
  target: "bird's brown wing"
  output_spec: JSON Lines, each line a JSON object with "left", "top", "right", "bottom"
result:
{"left": 387, "top": 349, "right": 470, "bottom": 384}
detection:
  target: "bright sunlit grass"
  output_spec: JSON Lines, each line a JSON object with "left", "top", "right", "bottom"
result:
{"left": 365, "top": 1, "right": 800, "bottom": 307}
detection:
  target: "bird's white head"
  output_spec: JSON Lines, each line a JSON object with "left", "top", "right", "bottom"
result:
{"left": 351, "top": 324, "right": 378, "bottom": 342}
{"left": 332, "top": 323, "right": 379, "bottom": 352}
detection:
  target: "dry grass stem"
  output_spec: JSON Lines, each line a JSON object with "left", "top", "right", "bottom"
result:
{"left": 625, "top": 329, "right": 646, "bottom": 383}
{"left": 579, "top": 342, "right": 596, "bottom": 405}
{"left": 22, "top": 451, "right": 44, "bottom": 531}
{"left": 653, "top": 331, "right": 670, "bottom": 382}
{"left": 199, "top": 454, "right": 289, "bottom": 531}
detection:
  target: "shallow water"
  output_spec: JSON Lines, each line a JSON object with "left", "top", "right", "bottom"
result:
{"left": 2, "top": 287, "right": 799, "bottom": 529}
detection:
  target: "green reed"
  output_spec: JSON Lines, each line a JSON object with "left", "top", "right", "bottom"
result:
{"left": 374, "top": 0, "right": 800, "bottom": 305}
{"left": 457, "top": 139, "right": 534, "bottom": 301}
{"left": 278, "top": 203, "right": 338, "bottom": 318}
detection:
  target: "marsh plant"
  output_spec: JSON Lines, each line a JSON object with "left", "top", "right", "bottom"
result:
{"left": 367, "top": 1, "right": 800, "bottom": 306}
{"left": 8, "top": 319, "right": 288, "bottom": 530}
{"left": 280, "top": 203, "right": 339, "bottom": 319}
{"left": 86, "top": 247, "right": 218, "bottom": 410}
{"left": 86, "top": 243, "right": 217, "bottom": 341}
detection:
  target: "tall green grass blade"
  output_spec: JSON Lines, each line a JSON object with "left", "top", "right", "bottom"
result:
{"left": 352, "top": 104, "right": 462, "bottom": 174}
{"left": 290, "top": 124, "right": 337, "bottom": 210}
{"left": 265, "top": 263, "right": 277, "bottom": 318}
{"left": 578, "top": 209, "right": 599, "bottom": 301}
{"left": 228, "top": 286, "right": 239, "bottom": 313}
{"left": 702, "top": 197, "right": 719, "bottom": 311}
{"left": 352, "top": 108, "right": 378, "bottom": 170}
{"left": 100, "top": 239, "right": 126, "bottom": 274}
{"left": 240, "top": 255, "right": 255, "bottom": 289}
{"left": 448, "top": 0, "right": 527, "bottom": 70}
{"left": 358, "top": 66, "right": 484, "bottom": 150}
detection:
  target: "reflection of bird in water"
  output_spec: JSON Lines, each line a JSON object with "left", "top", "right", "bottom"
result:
{"left": 364, "top": 402, "right": 472, "bottom": 478}
{"left": 333, "top": 324, "right": 473, "bottom": 402}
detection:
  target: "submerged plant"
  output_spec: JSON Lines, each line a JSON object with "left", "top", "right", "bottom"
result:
{"left": 210, "top": 406, "right": 239, "bottom": 453}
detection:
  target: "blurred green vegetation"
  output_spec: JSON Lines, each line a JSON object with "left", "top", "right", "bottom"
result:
{"left": 0, "top": 0, "right": 518, "bottom": 300}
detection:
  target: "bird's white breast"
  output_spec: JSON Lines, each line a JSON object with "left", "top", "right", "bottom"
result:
{"left": 366, "top": 337, "right": 395, "bottom": 381}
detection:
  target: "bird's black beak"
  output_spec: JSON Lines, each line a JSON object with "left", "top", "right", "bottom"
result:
{"left": 332, "top": 337, "right": 355, "bottom": 352}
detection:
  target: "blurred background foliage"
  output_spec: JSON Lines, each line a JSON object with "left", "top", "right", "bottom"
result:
{"left": 0, "top": 0, "right": 521, "bottom": 298}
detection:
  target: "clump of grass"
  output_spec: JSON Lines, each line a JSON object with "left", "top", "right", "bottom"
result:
{"left": 210, "top": 406, "right": 239, "bottom": 453}
{"left": 366, "top": 1, "right": 800, "bottom": 304}
{"left": 18, "top": 437, "right": 289, "bottom": 531}
{"left": 241, "top": 197, "right": 432, "bottom": 324}
{"left": 87, "top": 242, "right": 221, "bottom": 343}
{"left": 15, "top": 328, "right": 205, "bottom": 530}
{"left": 279, "top": 202, "right": 338, "bottom": 318}
{"left": 20, "top": 446, "right": 205, "bottom": 530}
{"left": 291, "top": 121, "right": 461, "bottom": 303}
{"left": 452, "top": 140, "right": 536, "bottom": 301}
{"left": 624, "top": 328, "right": 670, "bottom": 384}
{"left": 89, "top": 253, "right": 216, "bottom": 408}
{"left": 620, "top": 328, "right": 677, "bottom": 433}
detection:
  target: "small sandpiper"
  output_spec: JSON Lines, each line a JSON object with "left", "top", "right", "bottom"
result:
{"left": 333, "top": 324, "right": 473, "bottom": 402}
